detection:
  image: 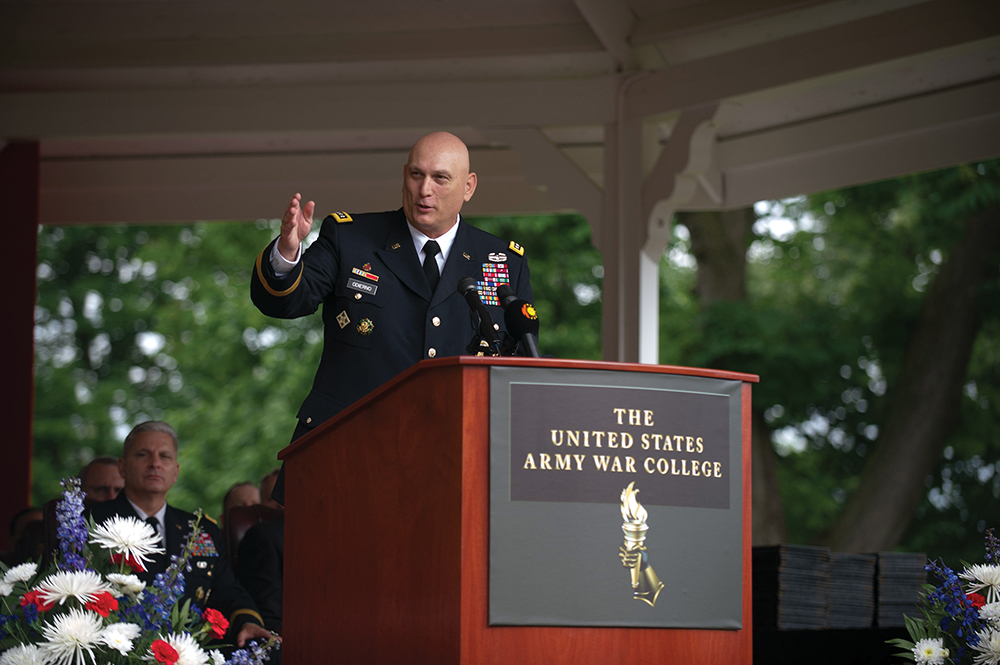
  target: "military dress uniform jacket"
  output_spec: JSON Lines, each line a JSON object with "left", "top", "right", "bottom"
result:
{"left": 89, "top": 492, "right": 263, "bottom": 632}
{"left": 237, "top": 518, "right": 283, "bottom": 634}
{"left": 250, "top": 208, "right": 533, "bottom": 432}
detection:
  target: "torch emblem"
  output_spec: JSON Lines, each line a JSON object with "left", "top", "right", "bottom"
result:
{"left": 619, "top": 482, "right": 665, "bottom": 607}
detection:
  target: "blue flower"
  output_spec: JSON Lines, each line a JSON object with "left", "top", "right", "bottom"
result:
{"left": 55, "top": 478, "right": 89, "bottom": 571}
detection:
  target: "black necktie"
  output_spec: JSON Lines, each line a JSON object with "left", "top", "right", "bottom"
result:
{"left": 145, "top": 516, "right": 161, "bottom": 546}
{"left": 423, "top": 240, "right": 441, "bottom": 293}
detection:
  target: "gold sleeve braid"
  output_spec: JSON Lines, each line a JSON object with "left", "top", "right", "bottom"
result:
{"left": 255, "top": 249, "right": 304, "bottom": 297}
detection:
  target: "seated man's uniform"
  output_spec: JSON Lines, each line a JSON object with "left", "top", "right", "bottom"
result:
{"left": 90, "top": 491, "right": 264, "bottom": 635}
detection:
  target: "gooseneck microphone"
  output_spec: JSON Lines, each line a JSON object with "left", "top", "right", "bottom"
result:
{"left": 496, "top": 284, "right": 541, "bottom": 358}
{"left": 457, "top": 277, "right": 502, "bottom": 353}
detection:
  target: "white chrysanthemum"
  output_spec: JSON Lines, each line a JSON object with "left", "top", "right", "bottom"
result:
{"left": 912, "top": 637, "right": 949, "bottom": 665}
{"left": 972, "top": 628, "right": 1000, "bottom": 665}
{"left": 100, "top": 622, "right": 141, "bottom": 655}
{"left": 89, "top": 515, "right": 163, "bottom": 568}
{"left": 982, "top": 602, "right": 1000, "bottom": 624}
{"left": 209, "top": 650, "right": 226, "bottom": 665}
{"left": 3, "top": 562, "right": 38, "bottom": 584}
{"left": 37, "top": 570, "right": 110, "bottom": 607}
{"left": 38, "top": 607, "right": 104, "bottom": 665}
{"left": 0, "top": 580, "right": 13, "bottom": 597}
{"left": 159, "top": 632, "right": 210, "bottom": 665}
{"left": 0, "top": 643, "right": 45, "bottom": 665}
{"left": 963, "top": 564, "right": 1000, "bottom": 604}
{"left": 106, "top": 573, "right": 145, "bottom": 598}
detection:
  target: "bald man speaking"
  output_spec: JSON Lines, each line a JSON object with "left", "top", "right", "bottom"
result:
{"left": 251, "top": 132, "right": 534, "bottom": 503}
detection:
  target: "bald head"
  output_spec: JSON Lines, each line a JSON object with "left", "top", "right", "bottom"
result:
{"left": 402, "top": 132, "right": 477, "bottom": 238}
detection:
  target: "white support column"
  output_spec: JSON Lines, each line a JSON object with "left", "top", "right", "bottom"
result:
{"left": 601, "top": 104, "right": 645, "bottom": 362}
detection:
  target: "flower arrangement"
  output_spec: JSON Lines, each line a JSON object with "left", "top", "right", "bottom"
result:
{"left": 889, "top": 528, "right": 1000, "bottom": 665}
{"left": 0, "top": 478, "right": 278, "bottom": 665}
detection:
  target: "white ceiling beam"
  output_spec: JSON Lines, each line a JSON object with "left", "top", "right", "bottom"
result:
{"left": 480, "top": 127, "right": 604, "bottom": 235}
{"left": 37, "top": 148, "right": 568, "bottom": 225}
{"left": 719, "top": 78, "right": 1000, "bottom": 171}
{"left": 0, "top": 1, "right": 600, "bottom": 67}
{"left": 572, "top": 0, "right": 637, "bottom": 70}
{"left": 624, "top": 0, "right": 999, "bottom": 119}
{"left": 0, "top": 77, "right": 618, "bottom": 139}
{"left": 723, "top": 112, "right": 1000, "bottom": 207}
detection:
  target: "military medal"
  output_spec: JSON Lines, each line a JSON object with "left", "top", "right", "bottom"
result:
{"left": 477, "top": 263, "right": 509, "bottom": 306}
{"left": 357, "top": 318, "right": 374, "bottom": 335}
{"left": 191, "top": 531, "right": 219, "bottom": 557}
{"left": 351, "top": 267, "right": 380, "bottom": 282}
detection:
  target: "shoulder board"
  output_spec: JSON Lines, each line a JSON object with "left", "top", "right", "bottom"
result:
{"left": 508, "top": 241, "right": 524, "bottom": 256}
{"left": 329, "top": 211, "right": 353, "bottom": 223}
{"left": 202, "top": 514, "right": 218, "bottom": 526}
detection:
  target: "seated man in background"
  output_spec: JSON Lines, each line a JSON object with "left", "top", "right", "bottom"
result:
{"left": 258, "top": 469, "right": 282, "bottom": 510}
{"left": 79, "top": 455, "right": 125, "bottom": 506}
{"left": 90, "top": 421, "right": 274, "bottom": 648}
{"left": 1, "top": 507, "right": 44, "bottom": 566}
{"left": 237, "top": 514, "right": 284, "bottom": 635}
{"left": 221, "top": 481, "right": 260, "bottom": 526}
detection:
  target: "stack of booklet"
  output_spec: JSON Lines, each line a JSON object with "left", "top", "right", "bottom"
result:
{"left": 826, "top": 552, "right": 876, "bottom": 629}
{"left": 875, "top": 551, "right": 927, "bottom": 628}
{"left": 753, "top": 544, "right": 831, "bottom": 630}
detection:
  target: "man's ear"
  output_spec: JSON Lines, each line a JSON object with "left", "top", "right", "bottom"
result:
{"left": 464, "top": 172, "right": 478, "bottom": 202}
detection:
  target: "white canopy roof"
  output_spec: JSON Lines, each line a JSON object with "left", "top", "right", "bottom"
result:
{"left": 2, "top": 0, "right": 998, "bottom": 360}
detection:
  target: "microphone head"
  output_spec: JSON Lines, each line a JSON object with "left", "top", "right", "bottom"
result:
{"left": 495, "top": 284, "right": 517, "bottom": 308}
{"left": 504, "top": 299, "right": 540, "bottom": 337}
{"left": 457, "top": 276, "right": 478, "bottom": 295}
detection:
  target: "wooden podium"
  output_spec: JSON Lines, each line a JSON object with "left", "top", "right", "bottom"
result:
{"left": 279, "top": 357, "right": 757, "bottom": 664}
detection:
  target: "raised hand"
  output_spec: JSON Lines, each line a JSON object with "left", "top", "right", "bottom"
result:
{"left": 276, "top": 193, "right": 314, "bottom": 262}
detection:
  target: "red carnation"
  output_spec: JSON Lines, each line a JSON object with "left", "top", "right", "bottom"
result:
{"left": 85, "top": 590, "right": 119, "bottom": 618}
{"left": 111, "top": 552, "right": 146, "bottom": 572}
{"left": 20, "top": 589, "right": 55, "bottom": 613}
{"left": 969, "top": 592, "right": 987, "bottom": 609}
{"left": 151, "top": 639, "right": 179, "bottom": 665}
{"left": 203, "top": 607, "right": 229, "bottom": 639}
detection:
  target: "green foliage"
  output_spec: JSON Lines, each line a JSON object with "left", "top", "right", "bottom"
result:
{"left": 34, "top": 221, "right": 324, "bottom": 515}
{"left": 655, "top": 159, "right": 1000, "bottom": 557}
{"left": 34, "top": 214, "right": 605, "bottom": 515}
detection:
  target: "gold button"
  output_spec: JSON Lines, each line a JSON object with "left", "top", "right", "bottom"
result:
{"left": 306, "top": 417, "right": 312, "bottom": 424}
{"left": 355, "top": 293, "right": 362, "bottom": 300}
{"left": 428, "top": 348, "right": 437, "bottom": 358}
{"left": 432, "top": 316, "right": 441, "bottom": 327}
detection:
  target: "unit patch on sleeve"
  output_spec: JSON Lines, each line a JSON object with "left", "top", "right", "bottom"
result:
{"left": 477, "top": 263, "right": 510, "bottom": 306}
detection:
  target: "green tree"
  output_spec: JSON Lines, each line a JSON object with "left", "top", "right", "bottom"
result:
{"left": 660, "top": 159, "right": 1000, "bottom": 561}
{"left": 33, "top": 214, "right": 604, "bottom": 515}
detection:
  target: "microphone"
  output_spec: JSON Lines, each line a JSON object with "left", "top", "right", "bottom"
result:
{"left": 495, "top": 284, "right": 541, "bottom": 358}
{"left": 457, "top": 277, "right": 502, "bottom": 353}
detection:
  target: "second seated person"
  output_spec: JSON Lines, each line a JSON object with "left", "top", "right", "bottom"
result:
{"left": 250, "top": 131, "right": 535, "bottom": 504}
